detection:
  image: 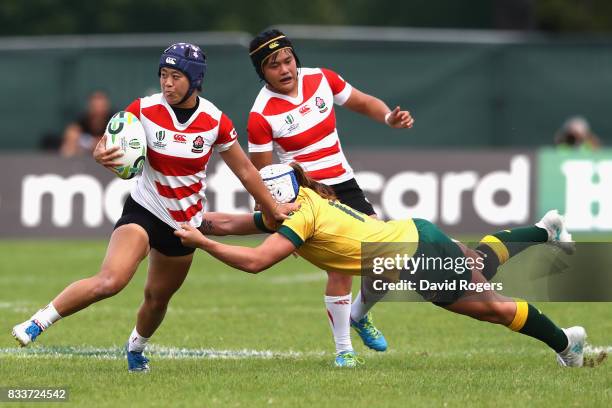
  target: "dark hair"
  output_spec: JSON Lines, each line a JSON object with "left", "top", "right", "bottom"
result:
{"left": 249, "top": 29, "right": 301, "bottom": 81}
{"left": 289, "top": 162, "right": 337, "bottom": 201}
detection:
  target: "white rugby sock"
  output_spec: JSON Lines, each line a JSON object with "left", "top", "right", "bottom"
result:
{"left": 30, "top": 302, "right": 62, "bottom": 330}
{"left": 350, "top": 287, "right": 387, "bottom": 322}
{"left": 324, "top": 294, "right": 353, "bottom": 354}
{"left": 127, "top": 327, "right": 150, "bottom": 353}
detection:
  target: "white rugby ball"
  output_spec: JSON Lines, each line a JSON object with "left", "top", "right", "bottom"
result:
{"left": 104, "top": 111, "right": 147, "bottom": 179}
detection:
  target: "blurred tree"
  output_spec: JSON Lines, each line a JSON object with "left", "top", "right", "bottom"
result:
{"left": 1, "top": 0, "right": 611, "bottom": 36}
{"left": 536, "top": 0, "right": 612, "bottom": 32}
{"left": 0, "top": 0, "right": 494, "bottom": 36}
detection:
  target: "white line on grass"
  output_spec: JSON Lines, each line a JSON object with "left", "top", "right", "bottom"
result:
{"left": 2, "top": 344, "right": 607, "bottom": 361}
{"left": 584, "top": 345, "right": 612, "bottom": 354}
{"left": 0, "top": 301, "right": 33, "bottom": 313}
{"left": 0, "top": 345, "right": 326, "bottom": 360}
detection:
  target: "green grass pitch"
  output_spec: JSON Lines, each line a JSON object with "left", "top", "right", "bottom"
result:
{"left": 0, "top": 239, "right": 610, "bottom": 407}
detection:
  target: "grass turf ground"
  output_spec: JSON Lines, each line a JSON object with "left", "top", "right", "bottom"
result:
{"left": 0, "top": 239, "right": 610, "bottom": 407}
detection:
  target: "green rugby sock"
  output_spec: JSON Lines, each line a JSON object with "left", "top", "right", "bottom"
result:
{"left": 508, "top": 301, "right": 568, "bottom": 353}
{"left": 477, "top": 226, "right": 548, "bottom": 280}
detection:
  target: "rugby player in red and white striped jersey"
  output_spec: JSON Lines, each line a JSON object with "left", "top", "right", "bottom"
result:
{"left": 247, "top": 29, "right": 414, "bottom": 363}
{"left": 11, "top": 43, "right": 297, "bottom": 372}
{"left": 248, "top": 66, "right": 356, "bottom": 186}
{"left": 124, "top": 93, "right": 236, "bottom": 230}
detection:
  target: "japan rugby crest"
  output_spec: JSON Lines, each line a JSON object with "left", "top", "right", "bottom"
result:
{"left": 315, "top": 96, "right": 328, "bottom": 113}
{"left": 192, "top": 135, "right": 204, "bottom": 153}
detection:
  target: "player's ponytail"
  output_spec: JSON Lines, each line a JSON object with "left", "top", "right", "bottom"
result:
{"left": 289, "top": 162, "right": 337, "bottom": 201}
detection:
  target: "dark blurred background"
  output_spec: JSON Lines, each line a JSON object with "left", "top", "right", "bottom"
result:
{"left": 1, "top": 0, "right": 611, "bottom": 150}
{"left": 5, "top": 0, "right": 612, "bottom": 35}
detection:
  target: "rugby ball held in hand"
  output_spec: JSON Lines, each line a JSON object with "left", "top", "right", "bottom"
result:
{"left": 104, "top": 111, "right": 147, "bottom": 179}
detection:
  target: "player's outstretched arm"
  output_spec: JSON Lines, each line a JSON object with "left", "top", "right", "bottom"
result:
{"left": 249, "top": 151, "right": 273, "bottom": 171}
{"left": 175, "top": 224, "right": 294, "bottom": 273}
{"left": 220, "top": 143, "right": 299, "bottom": 221}
{"left": 342, "top": 88, "right": 414, "bottom": 129}
{"left": 199, "top": 212, "right": 262, "bottom": 236}
{"left": 248, "top": 151, "right": 274, "bottom": 211}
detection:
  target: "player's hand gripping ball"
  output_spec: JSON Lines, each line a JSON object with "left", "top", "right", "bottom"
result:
{"left": 104, "top": 111, "right": 147, "bottom": 179}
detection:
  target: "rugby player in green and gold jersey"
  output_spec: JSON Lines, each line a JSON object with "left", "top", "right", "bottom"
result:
{"left": 175, "top": 163, "right": 585, "bottom": 368}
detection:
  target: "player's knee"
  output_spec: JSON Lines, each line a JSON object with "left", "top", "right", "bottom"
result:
{"left": 326, "top": 272, "right": 352, "bottom": 291}
{"left": 92, "top": 272, "right": 129, "bottom": 299}
{"left": 91, "top": 279, "right": 124, "bottom": 299}
{"left": 143, "top": 288, "right": 171, "bottom": 311}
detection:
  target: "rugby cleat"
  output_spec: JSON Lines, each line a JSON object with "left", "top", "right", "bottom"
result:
{"left": 556, "top": 326, "right": 587, "bottom": 367}
{"left": 334, "top": 350, "right": 364, "bottom": 368}
{"left": 350, "top": 312, "right": 388, "bottom": 352}
{"left": 536, "top": 210, "right": 575, "bottom": 254}
{"left": 11, "top": 320, "right": 43, "bottom": 347}
{"left": 126, "top": 343, "right": 150, "bottom": 373}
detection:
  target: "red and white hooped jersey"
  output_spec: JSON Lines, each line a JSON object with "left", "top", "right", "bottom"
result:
{"left": 125, "top": 93, "right": 237, "bottom": 229}
{"left": 247, "top": 67, "right": 354, "bottom": 185}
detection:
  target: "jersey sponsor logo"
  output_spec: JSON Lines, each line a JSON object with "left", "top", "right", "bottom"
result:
{"left": 173, "top": 134, "right": 187, "bottom": 143}
{"left": 165, "top": 57, "right": 177, "bottom": 65}
{"left": 192, "top": 135, "right": 204, "bottom": 153}
{"left": 299, "top": 105, "right": 311, "bottom": 116}
{"left": 154, "top": 130, "right": 167, "bottom": 148}
{"left": 229, "top": 128, "right": 238, "bottom": 140}
{"left": 315, "top": 96, "right": 328, "bottom": 113}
